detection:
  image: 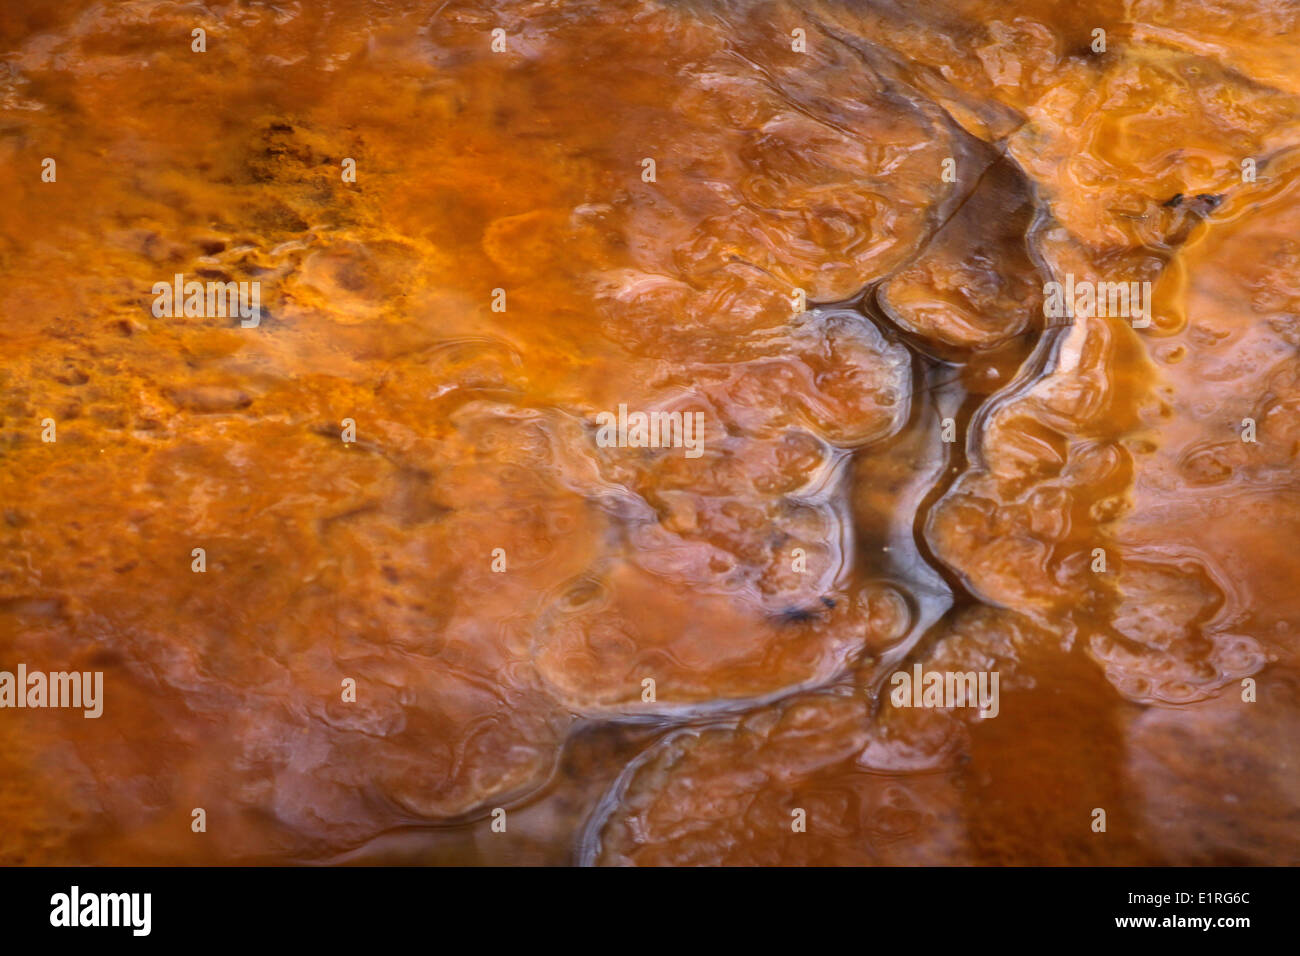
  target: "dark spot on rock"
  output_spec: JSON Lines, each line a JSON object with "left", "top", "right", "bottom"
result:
{"left": 0, "top": 595, "right": 65, "bottom": 618}
{"left": 164, "top": 385, "right": 253, "bottom": 413}
{"left": 54, "top": 367, "right": 89, "bottom": 386}
{"left": 777, "top": 606, "right": 818, "bottom": 624}
{"left": 86, "top": 647, "right": 125, "bottom": 668}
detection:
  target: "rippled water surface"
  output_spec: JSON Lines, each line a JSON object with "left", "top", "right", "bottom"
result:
{"left": 1, "top": 0, "right": 1298, "bottom": 864}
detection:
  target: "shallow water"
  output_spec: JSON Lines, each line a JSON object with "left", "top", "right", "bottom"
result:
{"left": 0, "top": 0, "right": 1297, "bottom": 864}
